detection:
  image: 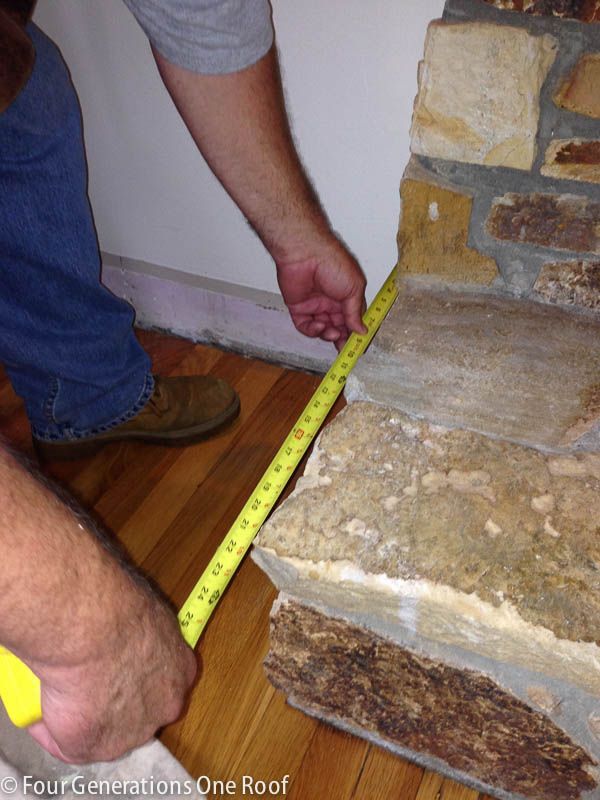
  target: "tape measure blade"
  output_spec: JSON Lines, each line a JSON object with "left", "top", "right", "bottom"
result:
{"left": 178, "top": 270, "right": 398, "bottom": 646}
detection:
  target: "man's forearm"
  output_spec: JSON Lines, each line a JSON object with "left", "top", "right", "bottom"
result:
{"left": 154, "top": 40, "right": 367, "bottom": 349}
{"left": 0, "top": 444, "right": 152, "bottom": 668}
{"left": 153, "top": 45, "right": 330, "bottom": 263}
{"left": 0, "top": 443, "right": 196, "bottom": 763}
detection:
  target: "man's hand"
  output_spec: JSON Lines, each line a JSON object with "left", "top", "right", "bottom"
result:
{"left": 276, "top": 235, "right": 367, "bottom": 350}
{"left": 27, "top": 600, "right": 197, "bottom": 764}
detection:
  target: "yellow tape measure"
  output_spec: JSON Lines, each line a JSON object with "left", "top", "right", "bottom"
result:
{"left": 0, "top": 648, "right": 41, "bottom": 727}
{"left": 0, "top": 269, "right": 398, "bottom": 727}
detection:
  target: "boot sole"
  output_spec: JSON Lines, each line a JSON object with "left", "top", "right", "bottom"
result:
{"left": 33, "top": 395, "right": 241, "bottom": 462}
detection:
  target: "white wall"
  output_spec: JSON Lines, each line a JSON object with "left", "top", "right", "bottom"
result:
{"left": 34, "top": 0, "right": 443, "bottom": 300}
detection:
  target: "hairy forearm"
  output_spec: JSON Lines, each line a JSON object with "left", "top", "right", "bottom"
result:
{"left": 0, "top": 444, "right": 195, "bottom": 761}
{"left": 154, "top": 40, "right": 367, "bottom": 351}
{"left": 0, "top": 444, "right": 154, "bottom": 669}
{"left": 153, "top": 45, "right": 330, "bottom": 263}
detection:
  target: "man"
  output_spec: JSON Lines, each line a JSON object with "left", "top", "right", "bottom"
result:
{"left": 0, "top": 0, "right": 366, "bottom": 764}
{"left": 1, "top": 0, "right": 366, "bottom": 460}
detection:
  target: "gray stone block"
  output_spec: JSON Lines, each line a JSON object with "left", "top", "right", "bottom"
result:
{"left": 345, "top": 278, "right": 600, "bottom": 452}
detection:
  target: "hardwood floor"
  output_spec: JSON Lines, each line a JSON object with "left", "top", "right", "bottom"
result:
{"left": 0, "top": 330, "right": 494, "bottom": 800}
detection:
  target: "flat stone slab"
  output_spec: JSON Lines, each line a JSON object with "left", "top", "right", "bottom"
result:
{"left": 345, "top": 278, "right": 600, "bottom": 452}
{"left": 267, "top": 599, "right": 598, "bottom": 800}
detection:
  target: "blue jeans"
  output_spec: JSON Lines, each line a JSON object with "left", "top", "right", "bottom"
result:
{"left": 0, "top": 24, "right": 153, "bottom": 442}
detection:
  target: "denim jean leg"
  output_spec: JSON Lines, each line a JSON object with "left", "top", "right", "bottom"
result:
{"left": 0, "top": 24, "right": 153, "bottom": 441}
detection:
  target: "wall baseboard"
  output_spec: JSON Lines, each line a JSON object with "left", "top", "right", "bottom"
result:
{"left": 101, "top": 253, "right": 333, "bottom": 373}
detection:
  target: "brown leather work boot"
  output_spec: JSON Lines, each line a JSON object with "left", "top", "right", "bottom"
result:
{"left": 33, "top": 375, "right": 240, "bottom": 461}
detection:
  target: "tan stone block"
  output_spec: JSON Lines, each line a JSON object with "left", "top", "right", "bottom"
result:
{"left": 555, "top": 54, "right": 600, "bottom": 119}
{"left": 542, "top": 139, "right": 600, "bottom": 184}
{"left": 397, "top": 174, "right": 499, "bottom": 285}
{"left": 410, "top": 21, "right": 557, "bottom": 169}
{"left": 487, "top": 192, "right": 600, "bottom": 254}
{"left": 255, "top": 402, "right": 600, "bottom": 696}
{"left": 482, "top": 0, "right": 600, "bottom": 22}
{"left": 534, "top": 260, "right": 600, "bottom": 312}
{"left": 267, "top": 600, "right": 598, "bottom": 800}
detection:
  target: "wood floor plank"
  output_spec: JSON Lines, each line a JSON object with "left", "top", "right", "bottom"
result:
{"left": 0, "top": 410, "right": 31, "bottom": 454}
{"left": 287, "top": 725, "right": 368, "bottom": 800}
{"left": 0, "top": 380, "right": 22, "bottom": 416}
{"left": 135, "top": 329, "right": 198, "bottom": 374}
{"left": 167, "top": 343, "right": 234, "bottom": 378}
{"left": 416, "top": 772, "right": 480, "bottom": 800}
{"left": 416, "top": 772, "right": 445, "bottom": 800}
{"left": 225, "top": 691, "right": 318, "bottom": 800}
{"left": 437, "top": 779, "right": 480, "bottom": 800}
{"left": 0, "top": 376, "right": 32, "bottom": 453}
{"left": 351, "top": 746, "right": 423, "bottom": 800}
{"left": 162, "top": 659, "right": 277, "bottom": 778}
{"left": 160, "top": 577, "right": 280, "bottom": 774}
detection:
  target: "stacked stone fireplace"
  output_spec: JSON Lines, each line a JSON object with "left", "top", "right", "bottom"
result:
{"left": 252, "top": 2, "right": 600, "bottom": 799}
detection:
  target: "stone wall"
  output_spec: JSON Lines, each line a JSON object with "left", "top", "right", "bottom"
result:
{"left": 403, "top": 0, "right": 600, "bottom": 302}
{"left": 348, "top": 0, "right": 600, "bottom": 452}
{"left": 252, "top": 2, "right": 600, "bottom": 798}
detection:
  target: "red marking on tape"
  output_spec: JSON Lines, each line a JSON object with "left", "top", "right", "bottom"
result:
{"left": 295, "top": 429, "right": 304, "bottom": 440}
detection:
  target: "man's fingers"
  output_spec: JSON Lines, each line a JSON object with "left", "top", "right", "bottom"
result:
{"left": 321, "top": 326, "right": 341, "bottom": 342}
{"left": 342, "top": 291, "right": 367, "bottom": 335}
{"left": 288, "top": 296, "right": 337, "bottom": 316}
{"left": 297, "top": 318, "right": 326, "bottom": 338}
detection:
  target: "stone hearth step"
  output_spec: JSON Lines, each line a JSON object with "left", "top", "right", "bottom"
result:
{"left": 253, "top": 402, "right": 600, "bottom": 800}
{"left": 345, "top": 278, "right": 600, "bottom": 453}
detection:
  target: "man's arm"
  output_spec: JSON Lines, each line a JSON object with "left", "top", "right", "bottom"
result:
{"left": 0, "top": 444, "right": 196, "bottom": 763}
{"left": 153, "top": 45, "right": 367, "bottom": 350}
